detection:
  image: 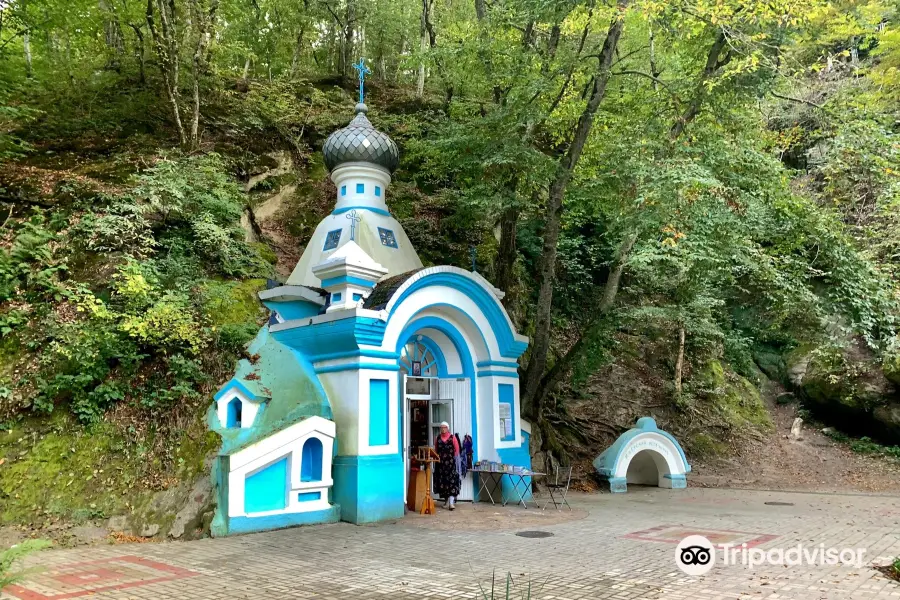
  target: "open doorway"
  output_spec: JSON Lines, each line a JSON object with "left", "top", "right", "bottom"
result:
{"left": 400, "top": 337, "right": 474, "bottom": 508}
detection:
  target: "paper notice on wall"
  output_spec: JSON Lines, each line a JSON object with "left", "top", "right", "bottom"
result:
{"left": 499, "top": 403, "right": 512, "bottom": 439}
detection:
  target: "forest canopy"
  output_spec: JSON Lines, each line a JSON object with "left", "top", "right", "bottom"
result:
{"left": 2, "top": 0, "right": 900, "bottom": 468}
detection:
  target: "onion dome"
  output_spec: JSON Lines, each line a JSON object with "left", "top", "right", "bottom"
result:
{"left": 322, "top": 103, "right": 400, "bottom": 174}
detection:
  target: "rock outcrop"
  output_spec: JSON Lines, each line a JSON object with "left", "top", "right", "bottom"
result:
{"left": 786, "top": 337, "right": 900, "bottom": 443}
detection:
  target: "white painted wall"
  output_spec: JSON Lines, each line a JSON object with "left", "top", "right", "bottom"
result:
{"left": 317, "top": 370, "right": 361, "bottom": 456}
{"left": 286, "top": 162, "right": 422, "bottom": 288}
{"left": 439, "top": 377, "right": 473, "bottom": 500}
{"left": 227, "top": 416, "right": 336, "bottom": 517}
{"left": 216, "top": 389, "right": 262, "bottom": 429}
{"left": 378, "top": 288, "right": 498, "bottom": 359}
{"left": 612, "top": 432, "right": 688, "bottom": 486}
{"left": 416, "top": 328, "right": 463, "bottom": 374}
{"left": 331, "top": 163, "right": 392, "bottom": 213}
{"left": 487, "top": 374, "right": 522, "bottom": 451}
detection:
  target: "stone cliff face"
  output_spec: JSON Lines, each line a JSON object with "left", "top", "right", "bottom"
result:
{"left": 787, "top": 337, "right": 900, "bottom": 444}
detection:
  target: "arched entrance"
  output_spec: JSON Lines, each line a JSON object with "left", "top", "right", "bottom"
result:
{"left": 593, "top": 417, "right": 691, "bottom": 493}
{"left": 398, "top": 323, "right": 476, "bottom": 503}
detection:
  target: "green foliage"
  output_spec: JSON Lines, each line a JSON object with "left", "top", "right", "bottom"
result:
{"left": 475, "top": 571, "right": 546, "bottom": 600}
{"left": 1, "top": 154, "right": 268, "bottom": 424}
{"left": 0, "top": 540, "right": 51, "bottom": 590}
{"left": 0, "top": 212, "right": 68, "bottom": 304}
{"left": 822, "top": 429, "right": 900, "bottom": 457}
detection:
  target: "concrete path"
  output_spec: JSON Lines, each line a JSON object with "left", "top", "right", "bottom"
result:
{"left": 4, "top": 487, "right": 900, "bottom": 599}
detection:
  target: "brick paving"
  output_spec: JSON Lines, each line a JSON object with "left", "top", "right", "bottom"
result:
{"left": 4, "top": 487, "right": 900, "bottom": 599}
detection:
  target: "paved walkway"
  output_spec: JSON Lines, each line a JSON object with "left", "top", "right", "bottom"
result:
{"left": 4, "top": 487, "right": 900, "bottom": 599}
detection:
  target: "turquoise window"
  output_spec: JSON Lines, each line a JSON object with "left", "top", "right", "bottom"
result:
{"left": 300, "top": 437, "right": 323, "bottom": 482}
{"left": 297, "top": 491, "right": 321, "bottom": 502}
{"left": 375, "top": 186, "right": 381, "bottom": 197}
{"left": 226, "top": 398, "right": 242, "bottom": 428}
{"left": 369, "top": 379, "right": 390, "bottom": 446}
{"left": 378, "top": 227, "right": 398, "bottom": 248}
{"left": 499, "top": 383, "right": 515, "bottom": 442}
{"left": 353, "top": 293, "right": 363, "bottom": 302}
{"left": 341, "top": 185, "right": 346, "bottom": 196}
{"left": 323, "top": 229, "right": 342, "bottom": 251}
{"left": 356, "top": 183, "right": 365, "bottom": 193}
{"left": 244, "top": 457, "right": 288, "bottom": 513}
{"left": 331, "top": 292, "right": 342, "bottom": 302}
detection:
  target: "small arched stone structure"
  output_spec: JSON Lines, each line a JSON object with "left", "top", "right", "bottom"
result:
{"left": 593, "top": 417, "right": 691, "bottom": 493}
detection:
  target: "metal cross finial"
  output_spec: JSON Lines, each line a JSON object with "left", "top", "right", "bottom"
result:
{"left": 470, "top": 246, "right": 477, "bottom": 273}
{"left": 352, "top": 58, "right": 371, "bottom": 104}
{"left": 346, "top": 209, "right": 362, "bottom": 241}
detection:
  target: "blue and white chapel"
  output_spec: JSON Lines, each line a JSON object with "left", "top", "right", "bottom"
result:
{"left": 207, "top": 81, "right": 531, "bottom": 535}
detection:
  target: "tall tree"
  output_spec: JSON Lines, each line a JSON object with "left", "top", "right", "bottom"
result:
{"left": 521, "top": 0, "right": 630, "bottom": 419}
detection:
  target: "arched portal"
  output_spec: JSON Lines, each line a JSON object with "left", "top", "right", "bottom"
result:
{"left": 396, "top": 316, "right": 477, "bottom": 503}
{"left": 593, "top": 417, "right": 691, "bottom": 493}
{"left": 625, "top": 449, "right": 673, "bottom": 486}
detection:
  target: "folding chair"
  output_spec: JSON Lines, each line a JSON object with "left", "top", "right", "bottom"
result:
{"left": 542, "top": 464, "right": 573, "bottom": 511}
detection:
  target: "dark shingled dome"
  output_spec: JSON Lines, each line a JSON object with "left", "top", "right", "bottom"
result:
{"left": 323, "top": 103, "right": 400, "bottom": 174}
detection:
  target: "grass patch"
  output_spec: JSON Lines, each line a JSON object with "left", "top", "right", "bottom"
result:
{"left": 822, "top": 430, "right": 900, "bottom": 458}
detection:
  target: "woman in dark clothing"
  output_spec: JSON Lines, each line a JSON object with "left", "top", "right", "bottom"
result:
{"left": 434, "top": 421, "right": 460, "bottom": 510}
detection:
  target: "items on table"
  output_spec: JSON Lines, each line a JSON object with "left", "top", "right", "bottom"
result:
{"left": 473, "top": 461, "right": 530, "bottom": 475}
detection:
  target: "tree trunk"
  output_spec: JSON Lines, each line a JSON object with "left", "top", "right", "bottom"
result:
{"left": 21, "top": 0, "right": 33, "bottom": 79}
{"left": 648, "top": 23, "right": 658, "bottom": 91}
{"left": 100, "top": 0, "right": 125, "bottom": 70}
{"left": 290, "top": 27, "right": 304, "bottom": 77}
{"left": 495, "top": 204, "right": 519, "bottom": 298}
{"left": 147, "top": 0, "right": 187, "bottom": 146}
{"left": 674, "top": 325, "right": 685, "bottom": 397}
{"left": 669, "top": 30, "right": 730, "bottom": 142}
{"left": 526, "top": 28, "right": 734, "bottom": 411}
{"left": 342, "top": 0, "right": 355, "bottom": 81}
{"left": 521, "top": 0, "right": 629, "bottom": 419}
{"left": 242, "top": 56, "right": 251, "bottom": 78}
{"left": 474, "top": 0, "right": 486, "bottom": 20}
{"left": 416, "top": 15, "right": 426, "bottom": 98}
{"left": 129, "top": 23, "right": 147, "bottom": 84}
{"left": 530, "top": 231, "right": 637, "bottom": 408}
{"left": 23, "top": 31, "right": 33, "bottom": 78}
{"left": 416, "top": 0, "right": 434, "bottom": 98}
{"left": 188, "top": 0, "right": 218, "bottom": 150}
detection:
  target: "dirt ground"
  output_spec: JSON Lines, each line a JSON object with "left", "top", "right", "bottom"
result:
{"left": 690, "top": 392, "right": 900, "bottom": 494}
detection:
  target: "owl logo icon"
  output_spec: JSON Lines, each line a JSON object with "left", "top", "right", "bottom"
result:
{"left": 675, "top": 535, "right": 715, "bottom": 575}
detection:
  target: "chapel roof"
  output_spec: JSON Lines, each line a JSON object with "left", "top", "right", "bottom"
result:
{"left": 362, "top": 268, "right": 423, "bottom": 310}
{"left": 322, "top": 103, "right": 400, "bottom": 174}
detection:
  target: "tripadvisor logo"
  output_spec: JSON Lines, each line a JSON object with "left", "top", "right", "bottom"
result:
{"left": 675, "top": 535, "right": 715, "bottom": 576}
{"left": 675, "top": 535, "right": 868, "bottom": 575}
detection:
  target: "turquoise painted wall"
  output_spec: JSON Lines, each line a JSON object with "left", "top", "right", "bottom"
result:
{"left": 301, "top": 438, "right": 323, "bottom": 481}
{"left": 368, "top": 379, "right": 390, "bottom": 446}
{"left": 333, "top": 454, "right": 405, "bottom": 524}
{"left": 244, "top": 457, "right": 288, "bottom": 513}
{"left": 226, "top": 505, "right": 341, "bottom": 535}
{"left": 496, "top": 430, "right": 533, "bottom": 503}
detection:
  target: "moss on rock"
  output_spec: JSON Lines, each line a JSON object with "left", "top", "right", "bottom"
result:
{"left": 0, "top": 414, "right": 145, "bottom": 526}
{"left": 696, "top": 359, "right": 773, "bottom": 433}
{"left": 199, "top": 279, "right": 267, "bottom": 328}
